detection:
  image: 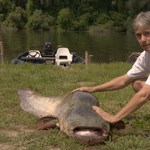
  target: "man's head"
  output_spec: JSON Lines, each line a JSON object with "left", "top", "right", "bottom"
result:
{"left": 133, "top": 11, "right": 150, "bottom": 53}
{"left": 133, "top": 11, "right": 150, "bottom": 31}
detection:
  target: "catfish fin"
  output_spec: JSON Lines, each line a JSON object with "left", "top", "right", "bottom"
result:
{"left": 110, "top": 120, "right": 125, "bottom": 129}
{"left": 18, "top": 88, "right": 66, "bottom": 117}
{"left": 36, "top": 115, "right": 59, "bottom": 130}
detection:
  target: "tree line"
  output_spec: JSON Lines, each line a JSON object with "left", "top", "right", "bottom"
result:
{"left": 0, "top": 0, "right": 150, "bottom": 32}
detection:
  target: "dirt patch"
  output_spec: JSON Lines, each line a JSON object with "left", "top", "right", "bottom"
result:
{"left": 0, "top": 143, "right": 13, "bottom": 150}
{"left": 0, "top": 126, "right": 39, "bottom": 137}
{"left": 47, "top": 145, "right": 61, "bottom": 150}
{"left": 0, "top": 125, "right": 60, "bottom": 150}
{"left": 0, "top": 130, "right": 18, "bottom": 137}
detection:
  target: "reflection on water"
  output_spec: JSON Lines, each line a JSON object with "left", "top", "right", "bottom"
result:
{"left": 2, "top": 30, "right": 143, "bottom": 63}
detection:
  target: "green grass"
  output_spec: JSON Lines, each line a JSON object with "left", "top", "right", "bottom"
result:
{"left": 0, "top": 62, "right": 150, "bottom": 150}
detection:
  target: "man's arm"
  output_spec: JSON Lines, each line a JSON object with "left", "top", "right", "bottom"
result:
{"left": 93, "top": 83, "right": 150, "bottom": 123}
{"left": 71, "top": 74, "right": 133, "bottom": 93}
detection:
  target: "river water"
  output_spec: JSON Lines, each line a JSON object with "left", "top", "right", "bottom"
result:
{"left": 2, "top": 29, "right": 143, "bottom": 63}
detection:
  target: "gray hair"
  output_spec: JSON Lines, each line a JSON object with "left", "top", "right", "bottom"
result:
{"left": 133, "top": 11, "right": 150, "bottom": 31}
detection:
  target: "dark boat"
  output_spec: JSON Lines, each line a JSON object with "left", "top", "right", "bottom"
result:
{"left": 11, "top": 42, "right": 85, "bottom": 65}
{"left": 126, "top": 52, "right": 141, "bottom": 64}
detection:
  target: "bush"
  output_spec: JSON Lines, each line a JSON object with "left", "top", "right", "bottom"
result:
{"left": 2, "top": 7, "right": 27, "bottom": 29}
{"left": 57, "top": 8, "right": 72, "bottom": 31}
{"left": 42, "top": 13, "right": 55, "bottom": 30}
{"left": 127, "top": 0, "right": 150, "bottom": 18}
{"left": 89, "top": 20, "right": 114, "bottom": 32}
{"left": 70, "top": 20, "right": 79, "bottom": 31}
{"left": 110, "top": 11, "right": 127, "bottom": 32}
{"left": 15, "top": 7, "right": 27, "bottom": 23}
{"left": 93, "top": 13, "right": 110, "bottom": 25}
{"left": 26, "top": 9, "right": 54, "bottom": 30}
{"left": 0, "top": 0, "right": 15, "bottom": 18}
{"left": 77, "top": 13, "right": 91, "bottom": 31}
{"left": 124, "top": 17, "right": 134, "bottom": 33}
{"left": 26, "top": 0, "right": 38, "bottom": 19}
{"left": 0, "top": 14, "right": 4, "bottom": 22}
{"left": 104, "top": 20, "right": 114, "bottom": 30}
{"left": 89, "top": 25, "right": 106, "bottom": 32}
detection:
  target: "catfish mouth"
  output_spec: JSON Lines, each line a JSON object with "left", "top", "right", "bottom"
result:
{"left": 73, "top": 126, "right": 108, "bottom": 137}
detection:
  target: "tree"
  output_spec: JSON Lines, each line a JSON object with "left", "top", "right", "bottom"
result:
{"left": 78, "top": 13, "right": 91, "bottom": 30}
{"left": 127, "top": 0, "right": 150, "bottom": 18}
{"left": 11, "top": 0, "right": 27, "bottom": 9}
{"left": 2, "top": 7, "right": 27, "bottom": 29}
{"left": 57, "top": 8, "right": 72, "bottom": 31}
{"left": 26, "top": 0, "right": 39, "bottom": 18}
{"left": 0, "top": 0, "right": 15, "bottom": 21}
{"left": 118, "top": 0, "right": 126, "bottom": 14}
{"left": 26, "top": 9, "right": 54, "bottom": 30}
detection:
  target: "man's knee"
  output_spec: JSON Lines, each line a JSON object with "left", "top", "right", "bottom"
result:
{"left": 132, "top": 78, "right": 147, "bottom": 93}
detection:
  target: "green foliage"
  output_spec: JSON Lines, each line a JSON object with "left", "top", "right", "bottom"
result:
{"left": 41, "top": 13, "right": 55, "bottom": 30}
{"left": 2, "top": 7, "right": 27, "bottom": 29}
{"left": 87, "top": 12, "right": 114, "bottom": 32}
{"left": 89, "top": 25, "right": 108, "bottom": 32}
{"left": 0, "top": 0, "right": 15, "bottom": 21}
{"left": 11, "top": 0, "right": 27, "bottom": 9}
{"left": 77, "top": 13, "right": 91, "bottom": 31}
{"left": 1, "top": 0, "right": 150, "bottom": 32}
{"left": 93, "top": 13, "right": 110, "bottom": 25}
{"left": 0, "top": 14, "right": 4, "bottom": 22}
{"left": 127, "top": 0, "right": 150, "bottom": 18}
{"left": 126, "top": 0, "right": 140, "bottom": 18}
{"left": 57, "top": 8, "right": 72, "bottom": 31}
{"left": 26, "top": 0, "right": 38, "bottom": 18}
{"left": 124, "top": 17, "right": 134, "bottom": 33}
{"left": 71, "top": 11, "right": 99, "bottom": 31}
{"left": 110, "top": 11, "right": 127, "bottom": 32}
{"left": 111, "top": 0, "right": 118, "bottom": 11}
{"left": 131, "top": 114, "right": 150, "bottom": 130}
{"left": 118, "top": 0, "right": 126, "bottom": 14}
{"left": 26, "top": 9, "right": 54, "bottom": 30}
{"left": 104, "top": 20, "right": 114, "bottom": 30}
{"left": 15, "top": 7, "right": 27, "bottom": 23}
{"left": 0, "top": 0, "right": 14, "bottom": 13}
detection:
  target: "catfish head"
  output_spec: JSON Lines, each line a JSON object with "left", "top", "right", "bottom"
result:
{"left": 55, "top": 92, "right": 110, "bottom": 145}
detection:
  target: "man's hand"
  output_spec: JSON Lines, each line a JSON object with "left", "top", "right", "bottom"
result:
{"left": 92, "top": 106, "right": 125, "bottom": 129}
{"left": 71, "top": 87, "right": 93, "bottom": 94}
{"left": 92, "top": 106, "right": 116, "bottom": 123}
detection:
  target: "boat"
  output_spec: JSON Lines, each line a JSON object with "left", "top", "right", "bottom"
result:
{"left": 11, "top": 42, "right": 85, "bottom": 66}
{"left": 126, "top": 52, "right": 141, "bottom": 64}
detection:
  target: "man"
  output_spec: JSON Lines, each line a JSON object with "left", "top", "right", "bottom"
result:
{"left": 71, "top": 11, "right": 150, "bottom": 124}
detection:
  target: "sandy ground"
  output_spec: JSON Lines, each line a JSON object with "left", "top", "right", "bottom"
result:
{"left": 0, "top": 126, "right": 61, "bottom": 150}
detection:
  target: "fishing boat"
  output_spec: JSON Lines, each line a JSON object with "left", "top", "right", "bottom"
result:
{"left": 11, "top": 42, "right": 85, "bottom": 66}
{"left": 126, "top": 52, "right": 141, "bottom": 64}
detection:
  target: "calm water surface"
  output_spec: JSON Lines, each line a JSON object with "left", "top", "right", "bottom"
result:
{"left": 2, "top": 30, "right": 143, "bottom": 63}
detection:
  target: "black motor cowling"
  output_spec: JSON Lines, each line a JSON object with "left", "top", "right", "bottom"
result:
{"left": 43, "top": 42, "right": 52, "bottom": 55}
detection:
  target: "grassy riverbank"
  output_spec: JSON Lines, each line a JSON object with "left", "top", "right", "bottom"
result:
{"left": 0, "top": 62, "right": 150, "bottom": 150}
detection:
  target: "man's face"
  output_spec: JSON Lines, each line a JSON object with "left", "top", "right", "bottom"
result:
{"left": 135, "top": 27, "right": 150, "bottom": 53}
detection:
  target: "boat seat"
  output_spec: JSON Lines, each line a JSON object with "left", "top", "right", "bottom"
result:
{"left": 55, "top": 47, "right": 73, "bottom": 66}
{"left": 27, "top": 50, "right": 42, "bottom": 58}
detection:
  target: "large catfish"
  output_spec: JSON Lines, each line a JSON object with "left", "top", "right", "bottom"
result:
{"left": 18, "top": 88, "right": 110, "bottom": 145}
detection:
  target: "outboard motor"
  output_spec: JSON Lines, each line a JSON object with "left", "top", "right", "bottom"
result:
{"left": 43, "top": 42, "right": 52, "bottom": 55}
